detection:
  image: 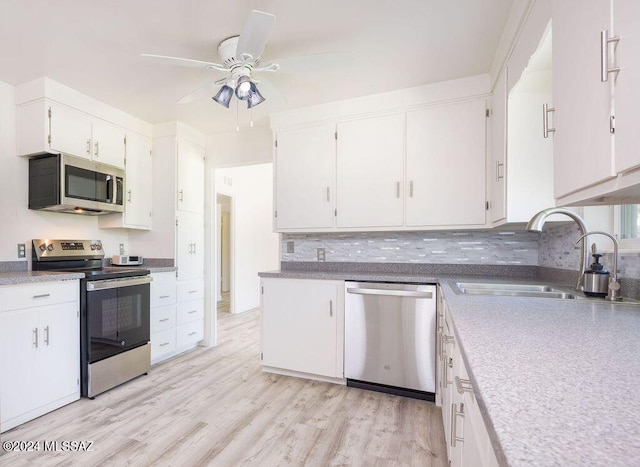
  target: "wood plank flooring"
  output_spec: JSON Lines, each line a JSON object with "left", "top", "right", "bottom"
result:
{"left": 0, "top": 308, "right": 447, "bottom": 466}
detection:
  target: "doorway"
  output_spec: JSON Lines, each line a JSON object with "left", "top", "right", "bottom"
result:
{"left": 216, "top": 193, "right": 232, "bottom": 315}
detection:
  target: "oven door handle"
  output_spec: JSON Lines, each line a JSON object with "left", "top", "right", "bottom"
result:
{"left": 86, "top": 275, "right": 153, "bottom": 291}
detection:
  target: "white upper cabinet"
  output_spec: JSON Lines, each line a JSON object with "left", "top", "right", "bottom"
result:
{"left": 489, "top": 68, "right": 507, "bottom": 224}
{"left": 406, "top": 100, "right": 487, "bottom": 227}
{"left": 176, "top": 138, "right": 205, "bottom": 214}
{"left": 552, "top": 0, "right": 614, "bottom": 198}
{"left": 613, "top": 0, "right": 640, "bottom": 174}
{"left": 275, "top": 124, "right": 336, "bottom": 230}
{"left": 336, "top": 114, "right": 405, "bottom": 228}
{"left": 18, "top": 100, "right": 126, "bottom": 169}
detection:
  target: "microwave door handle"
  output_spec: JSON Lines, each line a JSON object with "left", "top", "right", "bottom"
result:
{"left": 105, "top": 175, "right": 113, "bottom": 203}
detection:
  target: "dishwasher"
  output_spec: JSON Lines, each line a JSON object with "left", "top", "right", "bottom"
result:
{"left": 344, "top": 281, "right": 437, "bottom": 401}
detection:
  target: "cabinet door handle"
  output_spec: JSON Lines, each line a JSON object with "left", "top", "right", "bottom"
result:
{"left": 86, "top": 139, "right": 91, "bottom": 155}
{"left": 326, "top": 187, "right": 330, "bottom": 202}
{"left": 451, "top": 403, "right": 465, "bottom": 447}
{"left": 159, "top": 295, "right": 170, "bottom": 299}
{"left": 193, "top": 242, "right": 197, "bottom": 255}
{"left": 127, "top": 189, "right": 132, "bottom": 202}
{"left": 542, "top": 103, "right": 555, "bottom": 138}
{"left": 396, "top": 181, "right": 400, "bottom": 198}
{"left": 601, "top": 30, "right": 620, "bottom": 82}
{"left": 159, "top": 318, "right": 170, "bottom": 323}
{"left": 188, "top": 331, "right": 197, "bottom": 336}
{"left": 159, "top": 342, "right": 170, "bottom": 347}
{"left": 179, "top": 190, "right": 184, "bottom": 202}
{"left": 94, "top": 141, "right": 99, "bottom": 157}
{"left": 409, "top": 180, "right": 414, "bottom": 198}
{"left": 188, "top": 310, "right": 198, "bottom": 314}
{"left": 33, "top": 328, "right": 38, "bottom": 348}
{"left": 496, "top": 160, "right": 504, "bottom": 181}
{"left": 188, "top": 290, "right": 198, "bottom": 294}
{"left": 44, "top": 325, "right": 50, "bottom": 346}
{"left": 32, "top": 293, "right": 51, "bottom": 299}
{"left": 455, "top": 376, "right": 474, "bottom": 394}
{"left": 329, "top": 300, "right": 333, "bottom": 317}
{"left": 188, "top": 242, "right": 193, "bottom": 254}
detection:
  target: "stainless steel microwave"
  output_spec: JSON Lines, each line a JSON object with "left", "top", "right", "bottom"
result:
{"left": 29, "top": 153, "right": 124, "bottom": 215}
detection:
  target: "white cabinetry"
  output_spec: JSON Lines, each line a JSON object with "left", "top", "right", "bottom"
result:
{"left": 552, "top": 0, "right": 613, "bottom": 198}
{"left": 177, "top": 211, "right": 205, "bottom": 281}
{"left": 489, "top": 67, "right": 508, "bottom": 223}
{"left": 438, "top": 297, "right": 499, "bottom": 467}
{"left": 261, "top": 278, "right": 344, "bottom": 380}
{"left": 336, "top": 114, "right": 405, "bottom": 228}
{"left": 0, "top": 280, "right": 79, "bottom": 432}
{"left": 275, "top": 124, "right": 336, "bottom": 230}
{"left": 17, "top": 100, "right": 125, "bottom": 169}
{"left": 551, "top": 0, "right": 640, "bottom": 204}
{"left": 99, "top": 132, "right": 153, "bottom": 230}
{"left": 177, "top": 139, "right": 206, "bottom": 214}
{"left": 406, "top": 100, "right": 487, "bottom": 227}
{"left": 150, "top": 271, "right": 177, "bottom": 363}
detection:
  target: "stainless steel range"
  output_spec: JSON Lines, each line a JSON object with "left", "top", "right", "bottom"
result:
{"left": 32, "top": 239, "right": 152, "bottom": 398}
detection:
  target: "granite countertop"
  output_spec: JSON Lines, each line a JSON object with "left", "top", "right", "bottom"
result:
{"left": 260, "top": 268, "right": 640, "bottom": 466}
{"left": 0, "top": 271, "right": 85, "bottom": 286}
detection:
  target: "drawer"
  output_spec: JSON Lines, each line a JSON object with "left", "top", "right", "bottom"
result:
{"left": 151, "top": 304, "right": 177, "bottom": 334}
{"left": 177, "top": 299, "right": 204, "bottom": 325}
{"left": 177, "top": 279, "right": 204, "bottom": 302}
{"left": 0, "top": 280, "right": 78, "bottom": 312}
{"left": 151, "top": 272, "right": 176, "bottom": 307}
{"left": 176, "top": 319, "right": 203, "bottom": 347}
{"left": 151, "top": 328, "right": 176, "bottom": 360}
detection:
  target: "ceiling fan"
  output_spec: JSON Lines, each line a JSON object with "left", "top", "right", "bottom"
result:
{"left": 141, "top": 10, "right": 281, "bottom": 109}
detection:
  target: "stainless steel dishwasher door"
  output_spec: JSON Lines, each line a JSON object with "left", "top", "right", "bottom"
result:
{"left": 345, "top": 282, "right": 436, "bottom": 395}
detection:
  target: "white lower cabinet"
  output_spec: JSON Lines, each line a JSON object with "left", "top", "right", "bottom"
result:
{"left": 0, "top": 280, "right": 80, "bottom": 432}
{"left": 438, "top": 295, "right": 499, "bottom": 467}
{"left": 150, "top": 271, "right": 177, "bottom": 363}
{"left": 261, "top": 278, "right": 344, "bottom": 380}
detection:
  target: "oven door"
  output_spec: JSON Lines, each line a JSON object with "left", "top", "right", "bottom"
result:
{"left": 84, "top": 275, "right": 151, "bottom": 363}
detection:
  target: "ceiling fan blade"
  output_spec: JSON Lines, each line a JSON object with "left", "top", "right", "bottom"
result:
{"left": 271, "top": 52, "right": 353, "bottom": 74}
{"left": 236, "top": 10, "right": 276, "bottom": 60}
{"left": 141, "top": 53, "right": 224, "bottom": 70}
{"left": 177, "top": 80, "right": 220, "bottom": 104}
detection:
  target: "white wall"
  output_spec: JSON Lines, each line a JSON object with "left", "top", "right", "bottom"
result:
{"left": 0, "top": 80, "right": 128, "bottom": 263}
{"left": 207, "top": 127, "right": 273, "bottom": 167}
{"left": 215, "top": 163, "right": 279, "bottom": 314}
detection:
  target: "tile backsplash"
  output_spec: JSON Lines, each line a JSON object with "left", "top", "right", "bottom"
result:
{"left": 282, "top": 230, "right": 540, "bottom": 265}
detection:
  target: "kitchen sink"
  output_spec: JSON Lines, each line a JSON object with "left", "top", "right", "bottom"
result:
{"left": 452, "top": 282, "right": 578, "bottom": 299}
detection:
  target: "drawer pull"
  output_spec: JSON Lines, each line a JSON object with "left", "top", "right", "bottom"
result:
{"left": 159, "top": 318, "right": 170, "bottom": 323}
{"left": 188, "top": 332, "right": 198, "bottom": 336}
{"left": 455, "top": 376, "right": 474, "bottom": 394}
{"left": 159, "top": 295, "right": 170, "bottom": 299}
{"left": 188, "top": 310, "right": 197, "bottom": 314}
{"left": 159, "top": 342, "right": 170, "bottom": 347}
{"left": 44, "top": 325, "right": 50, "bottom": 346}
{"left": 33, "top": 328, "right": 38, "bottom": 348}
{"left": 32, "top": 294, "right": 51, "bottom": 299}
{"left": 188, "top": 290, "right": 198, "bottom": 294}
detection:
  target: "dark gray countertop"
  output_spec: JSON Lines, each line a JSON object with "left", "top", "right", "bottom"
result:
{"left": 260, "top": 267, "right": 640, "bottom": 466}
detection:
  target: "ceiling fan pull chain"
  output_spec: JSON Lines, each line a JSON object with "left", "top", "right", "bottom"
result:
{"left": 236, "top": 97, "right": 240, "bottom": 133}
{"left": 250, "top": 108, "right": 254, "bottom": 128}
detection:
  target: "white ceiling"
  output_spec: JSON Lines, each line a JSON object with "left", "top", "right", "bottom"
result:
{"left": 0, "top": 0, "right": 513, "bottom": 135}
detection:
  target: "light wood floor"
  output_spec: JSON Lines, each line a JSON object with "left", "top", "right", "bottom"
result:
{"left": 0, "top": 308, "right": 447, "bottom": 466}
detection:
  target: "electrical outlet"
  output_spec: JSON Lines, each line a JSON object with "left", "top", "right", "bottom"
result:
{"left": 317, "top": 248, "right": 325, "bottom": 262}
{"left": 119, "top": 243, "right": 125, "bottom": 255}
{"left": 17, "top": 243, "right": 26, "bottom": 258}
{"left": 287, "top": 241, "right": 295, "bottom": 253}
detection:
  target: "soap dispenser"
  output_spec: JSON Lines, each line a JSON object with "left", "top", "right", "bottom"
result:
{"left": 583, "top": 253, "right": 610, "bottom": 297}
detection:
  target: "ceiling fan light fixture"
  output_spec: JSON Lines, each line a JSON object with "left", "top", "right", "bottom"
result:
{"left": 247, "top": 86, "right": 266, "bottom": 108}
{"left": 235, "top": 75, "right": 254, "bottom": 100}
{"left": 212, "top": 84, "right": 234, "bottom": 108}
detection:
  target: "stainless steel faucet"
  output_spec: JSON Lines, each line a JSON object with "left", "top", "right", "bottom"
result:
{"left": 526, "top": 207, "right": 590, "bottom": 291}
{"left": 575, "top": 231, "right": 622, "bottom": 301}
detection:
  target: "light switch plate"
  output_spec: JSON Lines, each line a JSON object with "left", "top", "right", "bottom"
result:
{"left": 287, "top": 241, "right": 295, "bottom": 253}
{"left": 119, "top": 243, "right": 125, "bottom": 255}
{"left": 317, "top": 248, "right": 325, "bottom": 262}
{"left": 17, "top": 243, "right": 26, "bottom": 258}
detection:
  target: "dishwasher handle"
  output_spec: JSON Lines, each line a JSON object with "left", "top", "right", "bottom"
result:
{"left": 346, "top": 287, "right": 433, "bottom": 299}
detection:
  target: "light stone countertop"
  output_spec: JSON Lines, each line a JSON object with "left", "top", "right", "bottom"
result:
{"left": 260, "top": 270, "right": 640, "bottom": 466}
{"left": 0, "top": 271, "right": 85, "bottom": 285}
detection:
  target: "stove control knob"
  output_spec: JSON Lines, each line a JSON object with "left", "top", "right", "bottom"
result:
{"left": 90, "top": 244, "right": 96, "bottom": 250}
{"left": 96, "top": 244, "right": 102, "bottom": 250}
{"left": 47, "top": 244, "right": 54, "bottom": 251}
{"left": 39, "top": 244, "right": 46, "bottom": 252}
